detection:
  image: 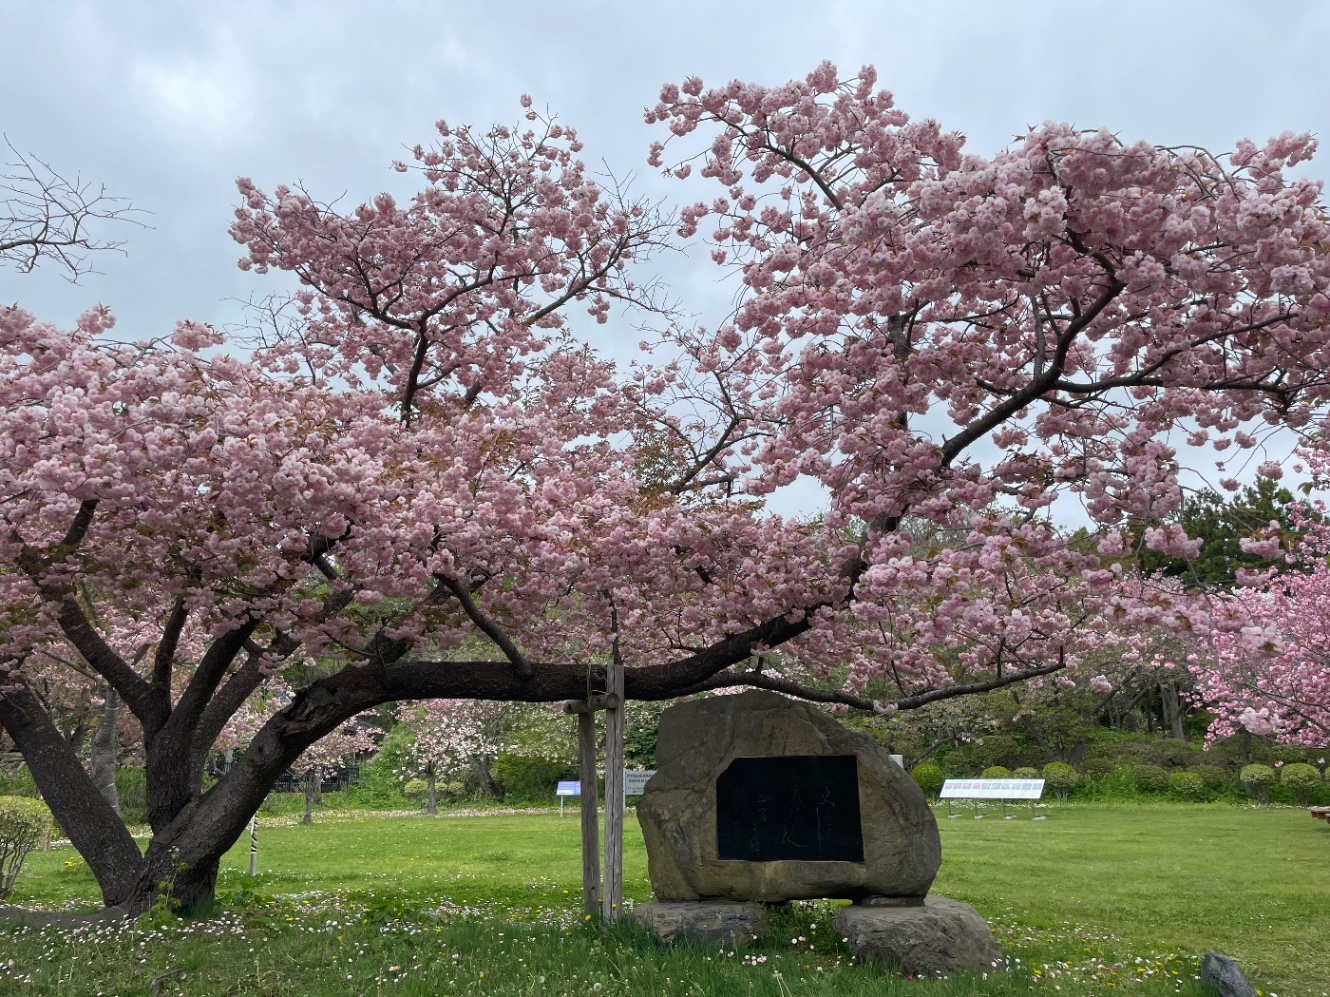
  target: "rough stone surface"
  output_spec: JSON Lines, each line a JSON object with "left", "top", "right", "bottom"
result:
{"left": 1200, "top": 952, "right": 1258, "bottom": 997}
{"left": 631, "top": 900, "right": 769, "bottom": 946}
{"left": 636, "top": 690, "right": 941, "bottom": 902}
{"left": 834, "top": 895, "right": 1003, "bottom": 977}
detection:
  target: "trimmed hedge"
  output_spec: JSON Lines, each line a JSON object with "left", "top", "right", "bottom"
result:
{"left": 1042, "top": 762, "right": 1079, "bottom": 799}
{"left": 1280, "top": 763, "right": 1323, "bottom": 805}
{"left": 1169, "top": 771, "right": 1205, "bottom": 799}
{"left": 981, "top": 766, "right": 1012, "bottom": 779}
{"left": 0, "top": 795, "right": 52, "bottom": 902}
{"left": 1241, "top": 763, "right": 1277, "bottom": 803}
{"left": 1133, "top": 763, "right": 1169, "bottom": 793}
{"left": 1012, "top": 767, "right": 1040, "bottom": 779}
{"left": 909, "top": 763, "right": 944, "bottom": 796}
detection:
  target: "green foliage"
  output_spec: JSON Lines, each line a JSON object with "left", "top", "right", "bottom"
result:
{"left": 403, "top": 779, "right": 428, "bottom": 800}
{"left": 0, "top": 795, "right": 52, "bottom": 901}
{"left": 1079, "top": 757, "right": 1114, "bottom": 779}
{"left": 491, "top": 752, "right": 575, "bottom": 803}
{"left": 1279, "top": 762, "right": 1323, "bottom": 805}
{"left": 340, "top": 723, "right": 413, "bottom": 809}
{"left": 1240, "top": 763, "right": 1277, "bottom": 786}
{"left": 624, "top": 700, "right": 667, "bottom": 768}
{"left": 1190, "top": 764, "right": 1232, "bottom": 789}
{"left": 115, "top": 767, "right": 147, "bottom": 824}
{"left": 1012, "top": 767, "right": 1040, "bottom": 779}
{"left": 982, "top": 765, "right": 1012, "bottom": 778}
{"left": 1133, "top": 764, "right": 1169, "bottom": 792}
{"left": 0, "top": 763, "right": 37, "bottom": 798}
{"left": 909, "top": 763, "right": 944, "bottom": 796}
{"left": 1240, "top": 763, "right": 1277, "bottom": 803}
{"left": 1168, "top": 771, "right": 1205, "bottom": 799}
{"left": 1042, "top": 762, "right": 1079, "bottom": 799}
{"left": 1133, "top": 479, "right": 1307, "bottom": 589}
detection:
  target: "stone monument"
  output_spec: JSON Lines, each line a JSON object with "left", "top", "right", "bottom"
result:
{"left": 632, "top": 690, "right": 1001, "bottom": 975}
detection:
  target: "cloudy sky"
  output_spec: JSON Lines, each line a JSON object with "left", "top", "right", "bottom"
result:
{"left": 5, "top": 1, "right": 1328, "bottom": 513}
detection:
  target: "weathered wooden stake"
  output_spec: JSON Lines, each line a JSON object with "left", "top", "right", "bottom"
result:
{"left": 248, "top": 814, "right": 258, "bottom": 877}
{"left": 602, "top": 657, "right": 625, "bottom": 923}
{"left": 577, "top": 709, "right": 600, "bottom": 919}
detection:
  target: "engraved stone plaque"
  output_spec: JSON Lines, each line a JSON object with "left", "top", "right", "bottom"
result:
{"left": 716, "top": 754, "right": 864, "bottom": 862}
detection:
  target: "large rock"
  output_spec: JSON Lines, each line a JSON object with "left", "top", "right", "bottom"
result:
{"left": 636, "top": 690, "right": 940, "bottom": 902}
{"left": 834, "top": 895, "right": 1003, "bottom": 976}
{"left": 1200, "top": 952, "right": 1258, "bottom": 997}
{"left": 631, "top": 900, "right": 769, "bottom": 946}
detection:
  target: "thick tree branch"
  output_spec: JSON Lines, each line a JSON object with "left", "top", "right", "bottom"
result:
{"left": 0, "top": 679, "right": 142, "bottom": 906}
{"left": 435, "top": 573, "right": 533, "bottom": 679}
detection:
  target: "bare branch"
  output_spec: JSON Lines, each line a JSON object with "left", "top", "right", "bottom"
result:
{"left": 1, "top": 138, "right": 146, "bottom": 280}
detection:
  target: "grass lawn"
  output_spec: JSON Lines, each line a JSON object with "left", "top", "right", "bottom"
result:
{"left": 1, "top": 802, "right": 1325, "bottom": 996}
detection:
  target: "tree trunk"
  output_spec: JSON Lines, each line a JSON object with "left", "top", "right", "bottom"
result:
{"left": 88, "top": 685, "right": 122, "bottom": 814}
{"left": 426, "top": 766, "right": 437, "bottom": 817}
{"left": 0, "top": 680, "right": 142, "bottom": 907}
{"left": 302, "top": 770, "right": 321, "bottom": 825}
{"left": 469, "top": 754, "right": 504, "bottom": 799}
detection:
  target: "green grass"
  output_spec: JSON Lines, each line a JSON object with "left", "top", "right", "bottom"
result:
{"left": 1, "top": 803, "right": 1326, "bottom": 996}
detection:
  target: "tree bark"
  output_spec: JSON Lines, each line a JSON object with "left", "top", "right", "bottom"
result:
{"left": 88, "top": 685, "right": 121, "bottom": 814}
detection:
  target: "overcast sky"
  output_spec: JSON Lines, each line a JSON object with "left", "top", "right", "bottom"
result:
{"left": 4, "top": 1, "right": 1328, "bottom": 515}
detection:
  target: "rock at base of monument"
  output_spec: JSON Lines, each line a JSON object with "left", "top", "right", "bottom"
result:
{"left": 834, "top": 895, "right": 1002, "bottom": 977}
{"left": 632, "top": 900, "right": 769, "bottom": 946}
{"left": 1200, "top": 952, "right": 1258, "bottom": 997}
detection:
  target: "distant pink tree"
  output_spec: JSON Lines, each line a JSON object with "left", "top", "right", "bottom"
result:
{"left": 1194, "top": 460, "right": 1330, "bottom": 748}
{"left": 394, "top": 700, "right": 504, "bottom": 815}
{"left": 291, "top": 716, "right": 377, "bottom": 824}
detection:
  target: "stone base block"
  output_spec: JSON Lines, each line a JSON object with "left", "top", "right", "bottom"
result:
{"left": 632, "top": 900, "right": 768, "bottom": 946}
{"left": 834, "top": 895, "right": 1002, "bottom": 977}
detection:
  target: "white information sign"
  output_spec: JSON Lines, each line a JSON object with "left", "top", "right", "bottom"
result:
{"left": 623, "top": 769, "right": 656, "bottom": 796}
{"left": 556, "top": 780, "right": 580, "bottom": 797}
{"left": 939, "top": 778, "right": 1044, "bottom": 800}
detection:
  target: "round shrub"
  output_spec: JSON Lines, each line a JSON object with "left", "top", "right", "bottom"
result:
{"left": 1080, "top": 758, "right": 1114, "bottom": 779}
{"left": 403, "top": 779, "right": 428, "bottom": 801}
{"left": 909, "top": 763, "right": 945, "bottom": 797}
{"left": 1191, "top": 764, "right": 1231, "bottom": 789}
{"left": 1012, "top": 767, "right": 1040, "bottom": 779}
{"left": 1042, "top": 762, "right": 1080, "bottom": 799}
{"left": 0, "top": 795, "right": 52, "bottom": 902}
{"left": 981, "top": 766, "right": 1012, "bottom": 779}
{"left": 1133, "top": 763, "right": 1169, "bottom": 793}
{"left": 1240, "top": 763, "right": 1277, "bottom": 803}
{"left": 1169, "top": 771, "right": 1205, "bottom": 799}
{"left": 1280, "top": 762, "right": 1323, "bottom": 805}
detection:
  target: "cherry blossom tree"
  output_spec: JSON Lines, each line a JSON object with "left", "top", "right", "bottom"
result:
{"left": 291, "top": 715, "right": 377, "bottom": 824}
{"left": 2, "top": 63, "right": 1330, "bottom": 914}
{"left": 1194, "top": 464, "right": 1330, "bottom": 747}
{"left": 394, "top": 700, "right": 504, "bottom": 815}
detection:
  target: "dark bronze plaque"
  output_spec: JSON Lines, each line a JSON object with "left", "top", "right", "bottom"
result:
{"left": 716, "top": 754, "right": 864, "bottom": 862}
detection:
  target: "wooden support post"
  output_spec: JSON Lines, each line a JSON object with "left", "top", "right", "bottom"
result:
{"left": 578, "top": 709, "right": 600, "bottom": 919}
{"left": 602, "top": 658, "right": 625, "bottom": 924}
{"left": 249, "top": 814, "right": 258, "bottom": 877}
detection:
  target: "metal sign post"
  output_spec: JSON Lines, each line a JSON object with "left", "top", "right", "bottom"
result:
{"left": 556, "top": 780, "right": 579, "bottom": 818}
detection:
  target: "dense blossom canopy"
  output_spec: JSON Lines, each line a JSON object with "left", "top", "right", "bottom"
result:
{"left": 2, "top": 61, "right": 1330, "bottom": 911}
